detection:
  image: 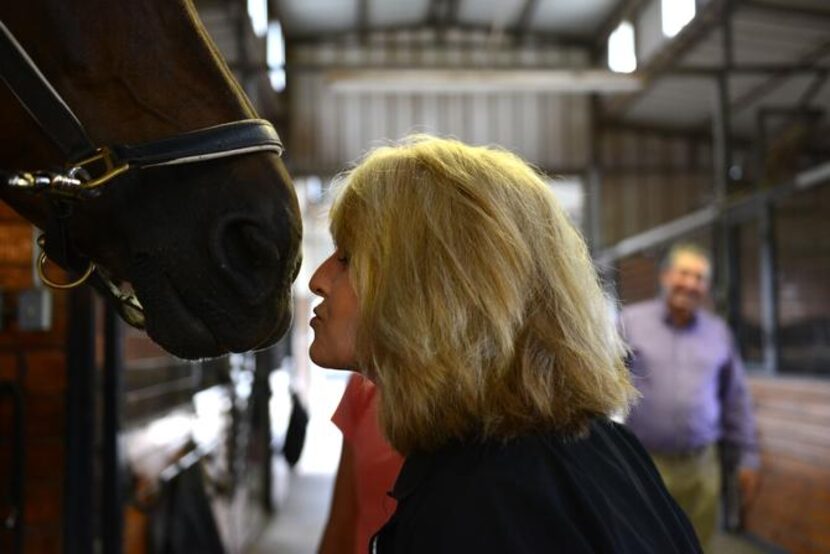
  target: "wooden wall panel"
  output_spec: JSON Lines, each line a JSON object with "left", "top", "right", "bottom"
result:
{"left": 774, "top": 184, "right": 830, "bottom": 375}
{"left": 599, "top": 126, "right": 713, "bottom": 248}
{"left": 746, "top": 377, "right": 830, "bottom": 554}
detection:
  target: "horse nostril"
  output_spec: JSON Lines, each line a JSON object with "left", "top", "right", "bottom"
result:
{"left": 211, "top": 215, "right": 281, "bottom": 302}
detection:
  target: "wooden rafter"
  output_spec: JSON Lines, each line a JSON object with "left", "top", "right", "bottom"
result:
{"left": 512, "top": 0, "right": 541, "bottom": 37}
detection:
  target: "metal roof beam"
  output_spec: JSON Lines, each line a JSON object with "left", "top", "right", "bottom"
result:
{"left": 356, "top": 0, "right": 369, "bottom": 43}
{"left": 446, "top": 0, "right": 462, "bottom": 26}
{"left": 286, "top": 25, "right": 590, "bottom": 49}
{"left": 512, "top": 0, "right": 541, "bottom": 38}
{"left": 268, "top": 0, "right": 283, "bottom": 21}
{"left": 437, "top": 0, "right": 461, "bottom": 40}
{"left": 603, "top": 0, "right": 731, "bottom": 118}
{"left": 426, "top": 0, "right": 462, "bottom": 42}
{"left": 428, "top": 0, "right": 445, "bottom": 23}
{"left": 741, "top": 0, "right": 830, "bottom": 21}
{"left": 667, "top": 64, "right": 830, "bottom": 76}
{"left": 730, "top": 39, "right": 830, "bottom": 118}
{"left": 596, "top": 159, "right": 830, "bottom": 265}
{"left": 798, "top": 70, "right": 829, "bottom": 106}
{"left": 599, "top": 119, "right": 716, "bottom": 142}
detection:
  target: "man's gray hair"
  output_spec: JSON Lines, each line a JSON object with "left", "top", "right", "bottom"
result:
{"left": 661, "top": 242, "right": 711, "bottom": 271}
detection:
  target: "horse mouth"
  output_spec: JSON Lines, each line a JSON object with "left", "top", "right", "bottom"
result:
{"left": 142, "top": 275, "right": 224, "bottom": 359}
{"left": 130, "top": 271, "right": 292, "bottom": 359}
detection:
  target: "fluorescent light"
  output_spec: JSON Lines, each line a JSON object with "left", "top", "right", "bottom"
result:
{"left": 247, "top": 0, "right": 268, "bottom": 37}
{"left": 326, "top": 69, "right": 641, "bottom": 94}
{"left": 662, "top": 0, "right": 696, "bottom": 38}
{"left": 267, "top": 21, "right": 285, "bottom": 67}
{"left": 270, "top": 69, "right": 286, "bottom": 92}
{"left": 608, "top": 21, "right": 637, "bottom": 74}
{"left": 267, "top": 21, "right": 285, "bottom": 91}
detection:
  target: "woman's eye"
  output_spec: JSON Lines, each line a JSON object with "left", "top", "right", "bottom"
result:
{"left": 335, "top": 251, "right": 350, "bottom": 265}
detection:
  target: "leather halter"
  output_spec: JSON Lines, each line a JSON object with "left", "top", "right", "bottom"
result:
{"left": 0, "top": 20, "right": 286, "bottom": 328}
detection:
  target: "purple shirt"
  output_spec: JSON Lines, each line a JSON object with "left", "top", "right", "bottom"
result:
{"left": 620, "top": 299, "right": 759, "bottom": 468}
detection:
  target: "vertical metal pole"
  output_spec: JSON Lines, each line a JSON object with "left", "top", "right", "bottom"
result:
{"left": 726, "top": 224, "right": 742, "bottom": 332}
{"left": 753, "top": 102, "right": 779, "bottom": 375}
{"left": 102, "top": 303, "right": 124, "bottom": 554}
{"left": 586, "top": 95, "right": 604, "bottom": 253}
{"left": 759, "top": 205, "right": 779, "bottom": 374}
{"left": 255, "top": 347, "right": 276, "bottom": 513}
{"left": 712, "top": 0, "right": 740, "bottom": 531}
{"left": 712, "top": 0, "right": 734, "bottom": 204}
{"left": 64, "top": 287, "right": 95, "bottom": 554}
{"left": 0, "top": 379, "right": 24, "bottom": 554}
{"left": 754, "top": 109, "right": 767, "bottom": 185}
{"left": 712, "top": 0, "right": 734, "bottom": 314}
{"left": 236, "top": 0, "right": 254, "bottom": 100}
{"left": 712, "top": 72, "right": 731, "bottom": 206}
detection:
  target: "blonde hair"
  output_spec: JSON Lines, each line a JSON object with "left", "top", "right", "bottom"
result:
{"left": 330, "top": 135, "right": 636, "bottom": 454}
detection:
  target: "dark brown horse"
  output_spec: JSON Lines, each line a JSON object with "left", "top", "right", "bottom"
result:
{"left": 0, "top": 1, "right": 302, "bottom": 359}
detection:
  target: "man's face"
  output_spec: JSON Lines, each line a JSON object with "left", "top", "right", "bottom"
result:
{"left": 660, "top": 251, "right": 711, "bottom": 315}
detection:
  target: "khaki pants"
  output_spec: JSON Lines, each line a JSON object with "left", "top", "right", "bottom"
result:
{"left": 650, "top": 445, "right": 720, "bottom": 550}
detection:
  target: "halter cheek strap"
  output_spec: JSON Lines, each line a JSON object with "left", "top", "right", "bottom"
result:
{"left": 0, "top": 21, "right": 93, "bottom": 160}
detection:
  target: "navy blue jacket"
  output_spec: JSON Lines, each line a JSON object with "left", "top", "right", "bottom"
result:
{"left": 372, "top": 418, "right": 701, "bottom": 553}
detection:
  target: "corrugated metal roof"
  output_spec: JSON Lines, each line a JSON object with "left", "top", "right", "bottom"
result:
{"left": 731, "top": 74, "right": 824, "bottom": 133}
{"left": 225, "top": 0, "right": 829, "bottom": 137}
{"left": 624, "top": 77, "right": 717, "bottom": 129}
{"left": 620, "top": 2, "right": 830, "bottom": 135}
{"left": 749, "top": 0, "right": 830, "bottom": 11}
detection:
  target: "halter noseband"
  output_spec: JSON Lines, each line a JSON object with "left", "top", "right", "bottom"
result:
{"left": 0, "top": 20, "right": 286, "bottom": 329}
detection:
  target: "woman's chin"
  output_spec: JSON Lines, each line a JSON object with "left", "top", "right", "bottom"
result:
{"left": 308, "top": 347, "right": 353, "bottom": 371}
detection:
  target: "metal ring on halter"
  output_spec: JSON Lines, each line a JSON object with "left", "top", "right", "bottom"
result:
{"left": 37, "top": 251, "right": 95, "bottom": 290}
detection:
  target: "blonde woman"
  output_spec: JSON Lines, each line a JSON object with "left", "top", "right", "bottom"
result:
{"left": 308, "top": 136, "right": 701, "bottom": 553}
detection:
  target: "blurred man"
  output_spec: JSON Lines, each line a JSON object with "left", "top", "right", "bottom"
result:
{"left": 620, "top": 243, "right": 759, "bottom": 547}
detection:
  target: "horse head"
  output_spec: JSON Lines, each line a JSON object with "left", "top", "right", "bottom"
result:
{"left": 0, "top": 1, "right": 302, "bottom": 359}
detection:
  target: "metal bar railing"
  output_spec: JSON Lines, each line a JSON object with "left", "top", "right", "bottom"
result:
{"left": 0, "top": 377, "right": 25, "bottom": 554}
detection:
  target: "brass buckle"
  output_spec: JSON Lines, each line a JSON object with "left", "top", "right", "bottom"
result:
{"left": 71, "top": 147, "right": 130, "bottom": 191}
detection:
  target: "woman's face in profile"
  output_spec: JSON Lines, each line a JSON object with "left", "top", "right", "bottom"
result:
{"left": 308, "top": 248, "right": 360, "bottom": 369}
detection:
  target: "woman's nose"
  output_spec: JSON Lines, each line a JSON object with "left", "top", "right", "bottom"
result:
{"left": 308, "top": 258, "right": 330, "bottom": 296}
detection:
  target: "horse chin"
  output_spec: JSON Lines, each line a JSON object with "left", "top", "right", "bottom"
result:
{"left": 136, "top": 275, "right": 225, "bottom": 360}
{"left": 249, "top": 298, "right": 293, "bottom": 353}
{"left": 132, "top": 273, "right": 293, "bottom": 360}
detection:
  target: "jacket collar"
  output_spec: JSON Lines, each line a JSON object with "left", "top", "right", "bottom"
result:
{"left": 389, "top": 449, "right": 437, "bottom": 501}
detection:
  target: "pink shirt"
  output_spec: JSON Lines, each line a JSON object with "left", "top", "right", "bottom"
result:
{"left": 332, "top": 374, "right": 404, "bottom": 554}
